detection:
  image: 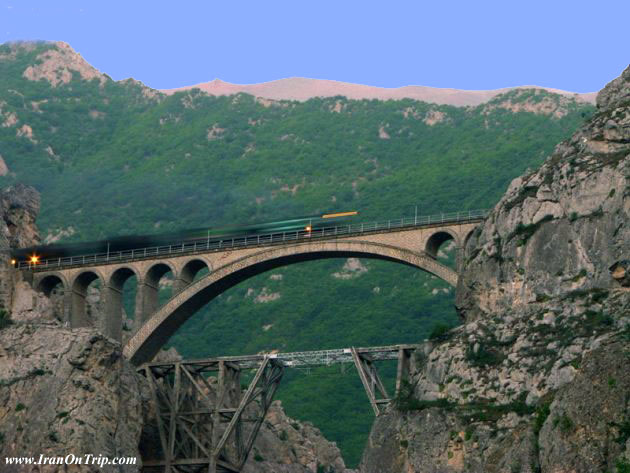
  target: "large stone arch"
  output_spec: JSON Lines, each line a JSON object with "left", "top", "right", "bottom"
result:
{"left": 70, "top": 270, "right": 105, "bottom": 328}
{"left": 124, "top": 240, "right": 458, "bottom": 365}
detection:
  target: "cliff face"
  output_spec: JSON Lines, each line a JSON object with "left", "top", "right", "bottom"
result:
{"left": 456, "top": 66, "right": 630, "bottom": 323}
{"left": 0, "top": 183, "right": 40, "bottom": 251}
{"left": 359, "top": 66, "right": 630, "bottom": 472}
{"left": 0, "top": 184, "right": 40, "bottom": 313}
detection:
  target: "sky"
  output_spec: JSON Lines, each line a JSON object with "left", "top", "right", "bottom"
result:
{"left": 0, "top": 0, "right": 628, "bottom": 93}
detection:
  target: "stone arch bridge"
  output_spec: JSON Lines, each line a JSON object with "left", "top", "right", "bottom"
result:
{"left": 22, "top": 212, "right": 485, "bottom": 365}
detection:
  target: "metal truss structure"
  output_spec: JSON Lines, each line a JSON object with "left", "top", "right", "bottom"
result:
{"left": 141, "top": 344, "right": 418, "bottom": 472}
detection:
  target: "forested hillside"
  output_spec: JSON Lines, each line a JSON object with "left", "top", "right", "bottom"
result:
{"left": 0, "top": 41, "right": 595, "bottom": 465}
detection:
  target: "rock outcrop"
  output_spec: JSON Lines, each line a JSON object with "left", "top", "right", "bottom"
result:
{"left": 0, "top": 326, "right": 148, "bottom": 473}
{"left": 0, "top": 183, "right": 40, "bottom": 250}
{"left": 0, "top": 184, "right": 41, "bottom": 314}
{"left": 358, "top": 66, "right": 630, "bottom": 472}
{"left": 244, "top": 401, "right": 353, "bottom": 473}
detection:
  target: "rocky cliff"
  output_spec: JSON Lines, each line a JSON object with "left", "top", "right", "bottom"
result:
{"left": 359, "top": 67, "right": 630, "bottom": 472}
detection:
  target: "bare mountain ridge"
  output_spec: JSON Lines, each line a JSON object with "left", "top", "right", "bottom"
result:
{"left": 161, "top": 77, "right": 597, "bottom": 107}
{"left": 2, "top": 41, "right": 596, "bottom": 107}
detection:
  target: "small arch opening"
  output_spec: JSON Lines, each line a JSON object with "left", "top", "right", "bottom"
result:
{"left": 109, "top": 267, "right": 138, "bottom": 338}
{"left": 146, "top": 263, "right": 175, "bottom": 306}
{"left": 136, "top": 263, "right": 176, "bottom": 327}
{"left": 71, "top": 271, "right": 102, "bottom": 328}
{"left": 180, "top": 259, "right": 211, "bottom": 287}
{"left": 38, "top": 275, "right": 65, "bottom": 321}
{"left": 38, "top": 274, "right": 65, "bottom": 297}
{"left": 425, "top": 231, "right": 457, "bottom": 268}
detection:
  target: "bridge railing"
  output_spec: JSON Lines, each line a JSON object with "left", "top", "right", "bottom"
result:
{"left": 19, "top": 209, "right": 489, "bottom": 271}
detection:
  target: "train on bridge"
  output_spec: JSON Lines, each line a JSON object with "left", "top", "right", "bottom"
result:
{"left": 10, "top": 211, "right": 359, "bottom": 266}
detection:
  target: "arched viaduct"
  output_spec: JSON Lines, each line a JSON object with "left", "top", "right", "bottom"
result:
{"left": 25, "top": 219, "right": 480, "bottom": 365}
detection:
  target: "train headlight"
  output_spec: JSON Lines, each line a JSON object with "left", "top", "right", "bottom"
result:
{"left": 30, "top": 255, "right": 39, "bottom": 264}
{"left": 10, "top": 259, "right": 16, "bottom": 266}
{"left": 305, "top": 225, "right": 312, "bottom": 232}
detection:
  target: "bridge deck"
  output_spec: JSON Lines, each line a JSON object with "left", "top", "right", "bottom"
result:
{"left": 23, "top": 210, "right": 487, "bottom": 272}
{"left": 144, "top": 344, "right": 419, "bottom": 371}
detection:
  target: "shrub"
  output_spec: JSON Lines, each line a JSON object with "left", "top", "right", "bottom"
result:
{"left": 616, "top": 458, "right": 630, "bottom": 473}
{"left": 513, "top": 215, "right": 554, "bottom": 246}
{"left": 393, "top": 380, "right": 453, "bottom": 412}
{"left": 615, "top": 420, "right": 630, "bottom": 445}
{"left": 429, "top": 323, "right": 453, "bottom": 341}
{"left": 465, "top": 344, "right": 505, "bottom": 367}
{"left": 554, "top": 414, "right": 574, "bottom": 433}
{"left": 533, "top": 398, "right": 552, "bottom": 434}
{"left": 0, "top": 309, "right": 11, "bottom": 330}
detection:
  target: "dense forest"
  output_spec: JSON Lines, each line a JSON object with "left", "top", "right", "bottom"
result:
{"left": 0, "top": 41, "right": 595, "bottom": 465}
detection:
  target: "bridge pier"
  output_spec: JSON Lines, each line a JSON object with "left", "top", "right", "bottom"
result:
{"left": 455, "top": 245, "right": 464, "bottom": 274}
{"left": 351, "top": 347, "right": 391, "bottom": 416}
{"left": 135, "top": 280, "right": 160, "bottom": 331}
{"left": 395, "top": 347, "right": 413, "bottom": 394}
{"left": 102, "top": 285, "right": 123, "bottom": 342}
{"left": 70, "top": 283, "right": 100, "bottom": 328}
{"left": 142, "top": 357, "right": 283, "bottom": 473}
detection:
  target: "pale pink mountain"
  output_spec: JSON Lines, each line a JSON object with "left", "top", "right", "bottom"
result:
{"left": 161, "top": 77, "right": 597, "bottom": 106}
